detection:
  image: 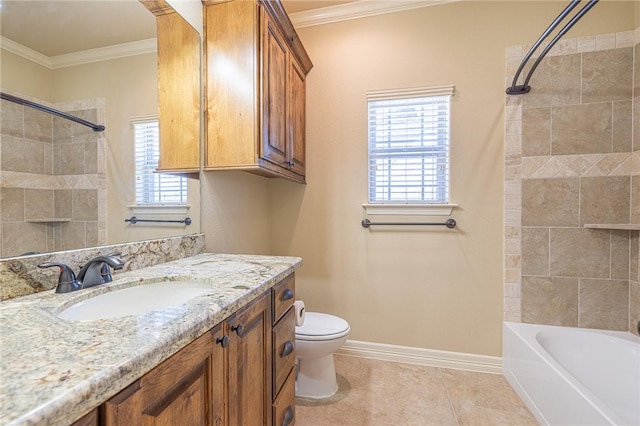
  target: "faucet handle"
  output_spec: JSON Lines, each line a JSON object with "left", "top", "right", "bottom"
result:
{"left": 38, "top": 262, "right": 81, "bottom": 293}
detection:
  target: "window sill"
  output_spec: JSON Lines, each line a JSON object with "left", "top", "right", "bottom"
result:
{"left": 128, "top": 204, "right": 191, "bottom": 215}
{"left": 362, "top": 203, "right": 458, "bottom": 216}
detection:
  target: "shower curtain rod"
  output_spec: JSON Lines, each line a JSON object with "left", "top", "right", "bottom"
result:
{"left": 0, "top": 92, "right": 105, "bottom": 132}
{"left": 506, "top": 0, "right": 599, "bottom": 95}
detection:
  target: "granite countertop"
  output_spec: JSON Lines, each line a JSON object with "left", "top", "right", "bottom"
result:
{"left": 0, "top": 253, "right": 302, "bottom": 425}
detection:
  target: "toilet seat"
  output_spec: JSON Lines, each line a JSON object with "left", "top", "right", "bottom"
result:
{"left": 295, "top": 312, "right": 350, "bottom": 341}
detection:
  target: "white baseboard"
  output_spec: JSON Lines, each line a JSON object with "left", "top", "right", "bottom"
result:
{"left": 337, "top": 339, "right": 502, "bottom": 375}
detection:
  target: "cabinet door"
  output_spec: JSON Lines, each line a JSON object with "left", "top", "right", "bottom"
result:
{"left": 102, "top": 330, "right": 219, "bottom": 426}
{"left": 227, "top": 293, "right": 272, "bottom": 426}
{"left": 261, "top": 10, "right": 288, "bottom": 168}
{"left": 288, "top": 56, "right": 306, "bottom": 176}
{"left": 155, "top": 10, "right": 200, "bottom": 172}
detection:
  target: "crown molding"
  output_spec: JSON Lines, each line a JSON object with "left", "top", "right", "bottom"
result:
{"left": 1, "top": 37, "right": 157, "bottom": 70}
{"left": 289, "top": 0, "right": 459, "bottom": 28}
{"left": 0, "top": 36, "right": 52, "bottom": 68}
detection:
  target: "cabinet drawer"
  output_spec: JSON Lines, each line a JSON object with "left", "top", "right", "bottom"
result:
{"left": 272, "top": 307, "right": 296, "bottom": 396}
{"left": 272, "top": 368, "right": 296, "bottom": 426}
{"left": 272, "top": 274, "right": 295, "bottom": 324}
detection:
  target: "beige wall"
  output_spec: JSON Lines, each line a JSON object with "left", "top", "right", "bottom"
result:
{"left": 0, "top": 50, "right": 54, "bottom": 101}
{"left": 269, "top": 1, "right": 635, "bottom": 356}
{"left": 200, "top": 171, "right": 272, "bottom": 255}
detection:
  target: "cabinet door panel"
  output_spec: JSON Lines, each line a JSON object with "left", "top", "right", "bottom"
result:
{"left": 103, "top": 331, "right": 217, "bottom": 426}
{"left": 272, "top": 308, "right": 295, "bottom": 396}
{"left": 155, "top": 11, "right": 200, "bottom": 172}
{"left": 288, "top": 56, "right": 306, "bottom": 176}
{"left": 261, "top": 11, "right": 288, "bottom": 167}
{"left": 227, "top": 293, "right": 271, "bottom": 426}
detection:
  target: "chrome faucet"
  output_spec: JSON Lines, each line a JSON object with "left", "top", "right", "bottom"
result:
{"left": 38, "top": 255, "right": 124, "bottom": 293}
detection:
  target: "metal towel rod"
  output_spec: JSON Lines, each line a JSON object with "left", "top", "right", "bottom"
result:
{"left": 0, "top": 92, "right": 106, "bottom": 132}
{"left": 361, "top": 218, "right": 456, "bottom": 229}
{"left": 125, "top": 216, "right": 192, "bottom": 225}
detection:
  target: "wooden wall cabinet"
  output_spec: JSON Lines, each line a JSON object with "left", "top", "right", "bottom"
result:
{"left": 141, "top": 1, "right": 201, "bottom": 173}
{"left": 203, "top": 0, "right": 312, "bottom": 183}
{"left": 100, "top": 274, "right": 297, "bottom": 426}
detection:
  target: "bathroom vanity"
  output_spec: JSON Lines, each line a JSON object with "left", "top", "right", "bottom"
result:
{"left": 0, "top": 253, "right": 301, "bottom": 425}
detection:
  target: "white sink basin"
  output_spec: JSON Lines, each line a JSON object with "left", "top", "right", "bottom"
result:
{"left": 57, "top": 280, "right": 213, "bottom": 321}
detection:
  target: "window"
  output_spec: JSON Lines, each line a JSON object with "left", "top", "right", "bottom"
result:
{"left": 133, "top": 120, "right": 187, "bottom": 205}
{"left": 367, "top": 85, "right": 453, "bottom": 204}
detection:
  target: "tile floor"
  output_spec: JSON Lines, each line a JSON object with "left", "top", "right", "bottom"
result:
{"left": 295, "top": 354, "right": 538, "bottom": 426}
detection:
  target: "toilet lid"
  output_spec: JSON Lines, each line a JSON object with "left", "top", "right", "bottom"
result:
{"left": 295, "top": 312, "right": 350, "bottom": 338}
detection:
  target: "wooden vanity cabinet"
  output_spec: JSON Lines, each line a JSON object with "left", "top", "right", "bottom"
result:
{"left": 101, "top": 324, "right": 223, "bottom": 425}
{"left": 100, "top": 273, "right": 297, "bottom": 426}
{"left": 225, "top": 292, "right": 271, "bottom": 425}
{"left": 271, "top": 274, "right": 296, "bottom": 426}
{"left": 202, "top": 0, "right": 312, "bottom": 183}
{"left": 140, "top": 0, "right": 200, "bottom": 173}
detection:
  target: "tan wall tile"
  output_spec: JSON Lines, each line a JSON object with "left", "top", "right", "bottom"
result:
{"left": 522, "top": 108, "right": 551, "bottom": 156}
{"left": 634, "top": 99, "right": 639, "bottom": 152}
{"left": 549, "top": 228, "right": 610, "bottom": 278}
{"left": 52, "top": 116, "right": 72, "bottom": 144}
{"left": 521, "top": 227, "right": 549, "bottom": 276}
{"left": 1, "top": 188, "right": 24, "bottom": 222}
{"left": 1, "top": 223, "right": 48, "bottom": 257}
{"left": 53, "top": 222, "right": 88, "bottom": 252}
{"left": 631, "top": 232, "right": 639, "bottom": 282}
{"left": 54, "top": 144, "right": 85, "bottom": 175}
{"left": 54, "top": 190, "right": 72, "bottom": 220}
{"left": 611, "top": 230, "right": 630, "bottom": 280}
{"left": 582, "top": 48, "right": 633, "bottom": 103}
{"left": 84, "top": 142, "right": 97, "bottom": 174}
{"left": 630, "top": 280, "right": 640, "bottom": 335}
{"left": 72, "top": 189, "right": 98, "bottom": 221}
{"left": 522, "top": 276, "right": 578, "bottom": 326}
{"left": 579, "top": 279, "right": 629, "bottom": 330}
{"left": 634, "top": 44, "right": 640, "bottom": 97}
{"left": 1, "top": 136, "right": 45, "bottom": 174}
{"left": 580, "top": 176, "right": 630, "bottom": 225}
{"left": 552, "top": 103, "right": 612, "bottom": 155}
{"left": 0, "top": 100, "right": 24, "bottom": 139}
{"left": 24, "top": 108, "right": 53, "bottom": 144}
{"left": 523, "top": 54, "right": 581, "bottom": 109}
{"left": 522, "top": 178, "right": 579, "bottom": 226}
{"left": 613, "top": 101, "right": 632, "bottom": 152}
{"left": 24, "top": 189, "right": 54, "bottom": 221}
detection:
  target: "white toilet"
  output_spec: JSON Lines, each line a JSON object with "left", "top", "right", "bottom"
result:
{"left": 295, "top": 312, "right": 350, "bottom": 399}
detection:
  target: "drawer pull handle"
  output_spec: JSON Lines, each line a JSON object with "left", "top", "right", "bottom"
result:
{"left": 282, "top": 406, "right": 294, "bottom": 426}
{"left": 231, "top": 323, "right": 244, "bottom": 336}
{"left": 281, "top": 289, "right": 294, "bottom": 301}
{"left": 281, "top": 340, "right": 294, "bottom": 357}
{"left": 216, "top": 335, "right": 229, "bottom": 348}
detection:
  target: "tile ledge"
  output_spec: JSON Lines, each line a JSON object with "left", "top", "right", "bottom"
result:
{"left": 362, "top": 203, "right": 458, "bottom": 216}
{"left": 584, "top": 224, "right": 640, "bottom": 231}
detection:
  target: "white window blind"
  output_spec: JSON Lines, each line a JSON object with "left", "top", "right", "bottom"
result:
{"left": 133, "top": 120, "right": 187, "bottom": 205}
{"left": 367, "top": 85, "right": 453, "bottom": 204}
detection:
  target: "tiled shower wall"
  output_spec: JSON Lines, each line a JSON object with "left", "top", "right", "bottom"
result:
{"left": 0, "top": 95, "right": 106, "bottom": 258}
{"left": 504, "top": 29, "right": 640, "bottom": 334}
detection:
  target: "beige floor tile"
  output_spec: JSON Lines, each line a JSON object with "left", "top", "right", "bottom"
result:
{"left": 296, "top": 354, "right": 538, "bottom": 426}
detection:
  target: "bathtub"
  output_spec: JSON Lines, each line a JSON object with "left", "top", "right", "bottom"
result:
{"left": 503, "top": 322, "right": 640, "bottom": 426}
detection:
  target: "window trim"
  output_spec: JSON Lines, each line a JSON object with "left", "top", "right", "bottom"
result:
{"left": 366, "top": 84, "right": 455, "bottom": 208}
{"left": 132, "top": 116, "right": 188, "bottom": 207}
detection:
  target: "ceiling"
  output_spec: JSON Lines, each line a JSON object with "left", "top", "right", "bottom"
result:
{"left": 0, "top": 0, "right": 356, "bottom": 57}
